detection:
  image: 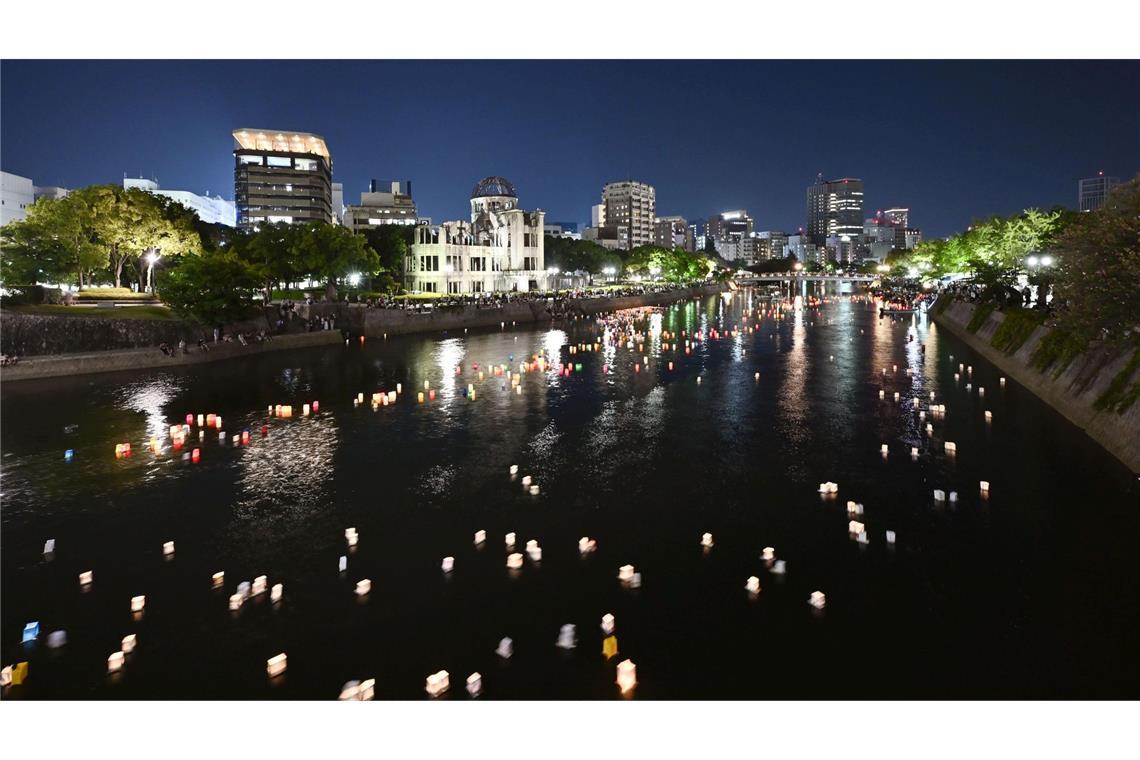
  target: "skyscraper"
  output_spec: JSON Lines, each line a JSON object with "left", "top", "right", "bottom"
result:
{"left": 806, "top": 176, "right": 864, "bottom": 247}
{"left": 233, "top": 128, "right": 333, "bottom": 231}
{"left": 706, "top": 210, "right": 754, "bottom": 243}
{"left": 602, "top": 180, "right": 656, "bottom": 249}
{"left": 1078, "top": 173, "right": 1120, "bottom": 212}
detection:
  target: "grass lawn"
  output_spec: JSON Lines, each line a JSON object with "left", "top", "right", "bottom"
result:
{"left": 6, "top": 304, "right": 179, "bottom": 320}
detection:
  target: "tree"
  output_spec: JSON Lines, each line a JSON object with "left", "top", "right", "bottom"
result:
{"left": 544, "top": 235, "right": 623, "bottom": 276}
{"left": 157, "top": 248, "right": 262, "bottom": 325}
{"left": 1, "top": 193, "right": 105, "bottom": 288}
{"left": 292, "top": 221, "right": 379, "bottom": 299}
{"left": 1049, "top": 175, "right": 1140, "bottom": 348}
{"left": 231, "top": 222, "right": 301, "bottom": 298}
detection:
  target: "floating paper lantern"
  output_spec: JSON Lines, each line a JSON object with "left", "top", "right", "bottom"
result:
{"left": 602, "top": 635, "right": 619, "bottom": 660}
{"left": 46, "top": 630, "right": 67, "bottom": 649}
{"left": 771, "top": 560, "right": 787, "bottom": 575}
{"left": 846, "top": 501, "right": 864, "bottom": 515}
{"left": 856, "top": 531, "right": 869, "bottom": 545}
{"left": 616, "top": 660, "right": 637, "bottom": 693}
{"left": 893, "top": 392, "right": 900, "bottom": 402}
{"left": 978, "top": 387, "right": 985, "bottom": 397}
{"left": 754, "top": 372, "right": 760, "bottom": 381}
{"left": 948, "top": 491, "right": 959, "bottom": 503}
{"left": 417, "top": 392, "right": 424, "bottom": 403}
{"left": 474, "top": 530, "right": 486, "bottom": 545}
{"left": 252, "top": 576, "right": 267, "bottom": 596}
{"left": 44, "top": 538, "right": 55, "bottom": 554}
{"left": 229, "top": 593, "right": 244, "bottom": 611}
{"left": 911, "top": 446, "right": 919, "bottom": 457}
{"left": 271, "top": 584, "right": 283, "bottom": 603}
{"left": 130, "top": 595, "right": 146, "bottom": 613}
{"left": 212, "top": 571, "right": 224, "bottom": 588}
{"left": 425, "top": 670, "right": 450, "bottom": 697}
{"left": 933, "top": 489, "right": 946, "bottom": 501}
{"left": 495, "top": 637, "right": 515, "bottom": 659}
{"left": 808, "top": 591, "right": 826, "bottom": 610}
{"left": 22, "top": 622, "right": 39, "bottom": 643}
{"left": 701, "top": 533, "right": 714, "bottom": 548}
{"left": 521, "top": 475, "right": 532, "bottom": 487}
{"left": 423, "top": 380, "right": 430, "bottom": 390}
{"left": 107, "top": 651, "right": 125, "bottom": 673}
{"left": 266, "top": 653, "right": 287, "bottom": 678}
{"left": 79, "top": 570, "right": 93, "bottom": 586}
{"left": 466, "top": 672, "right": 482, "bottom": 697}
{"left": 979, "top": 480, "right": 991, "bottom": 496}
{"left": 926, "top": 423, "right": 933, "bottom": 435}
{"left": 355, "top": 579, "right": 371, "bottom": 596}
{"left": 966, "top": 383, "right": 972, "bottom": 391}
{"left": 601, "top": 613, "right": 615, "bottom": 635}
{"left": 163, "top": 541, "right": 175, "bottom": 556}
{"left": 237, "top": 581, "right": 251, "bottom": 599}
{"left": 919, "top": 410, "right": 926, "bottom": 420}
{"left": 579, "top": 537, "right": 597, "bottom": 555}
{"left": 505, "top": 532, "right": 516, "bottom": 548}
{"left": 985, "top": 410, "right": 993, "bottom": 422}
{"left": 303, "top": 404, "right": 310, "bottom": 416}
{"left": 944, "top": 441, "right": 957, "bottom": 453}
{"left": 761, "top": 547, "right": 775, "bottom": 562}
{"left": 929, "top": 391, "right": 936, "bottom": 400}
{"left": 618, "top": 565, "right": 635, "bottom": 582}
{"left": 64, "top": 449, "right": 74, "bottom": 462}
{"left": 556, "top": 624, "right": 577, "bottom": 650}
{"left": 529, "top": 485, "right": 540, "bottom": 495}
{"left": 880, "top": 444, "right": 889, "bottom": 455}
{"left": 746, "top": 576, "right": 761, "bottom": 594}
{"left": 507, "top": 553, "right": 524, "bottom": 570}
{"left": 338, "top": 556, "right": 347, "bottom": 572}
{"left": 848, "top": 520, "right": 866, "bottom": 535}
{"left": 312, "top": 401, "right": 319, "bottom": 412}
{"left": 999, "top": 377, "right": 1006, "bottom": 387}
{"left": 430, "top": 389, "right": 437, "bottom": 400}
{"left": 121, "top": 634, "right": 137, "bottom": 654}
{"left": 441, "top": 556, "right": 455, "bottom": 573}
{"left": 668, "top": 362, "right": 674, "bottom": 370}
{"left": 886, "top": 530, "right": 897, "bottom": 544}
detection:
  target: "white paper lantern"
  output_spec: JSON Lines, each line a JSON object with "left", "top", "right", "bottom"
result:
{"left": 267, "top": 653, "right": 287, "bottom": 678}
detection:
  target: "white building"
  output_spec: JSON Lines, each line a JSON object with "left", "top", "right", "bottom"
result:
{"left": 123, "top": 177, "right": 236, "bottom": 227}
{"left": 591, "top": 203, "right": 606, "bottom": 227}
{"left": 602, "top": 180, "right": 656, "bottom": 249}
{"left": 406, "top": 176, "right": 546, "bottom": 294}
{"left": 343, "top": 180, "right": 419, "bottom": 232}
{"left": 1, "top": 171, "right": 35, "bottom": 227}
{"left": 332, "top": 182, "right": 345, "bottom": 225}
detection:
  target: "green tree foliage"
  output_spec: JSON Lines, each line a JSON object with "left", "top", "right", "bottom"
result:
{"left": 622, "top": 245, "right": 713, "bottom": 282}
{"left": 360, "top": 225, "right": 413, "bottom": 276}
{"left": 1048, "top": 175, "right": 1140, "bottom": 349}
{"left": 291, "top": 221, "right": 379, "bottom": 299}
{"left": 543, "top": 236, "right": 623, "bottom": 275}
{"left": 1, "top": 192, "right": 105, "bottom": 287}
{"left": 157, "top": 248, "right": 262, "bottom": 325}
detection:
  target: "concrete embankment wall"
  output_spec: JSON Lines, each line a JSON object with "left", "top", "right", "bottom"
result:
{"left": 1, "top": 331, "right": 344, "bottom": 382}
{"left": 2, "top": 285, "right": 727, "bottom": 382}
{"left": 355, "top": 284, "right": 727, "bottom": 337}
{"left": 933, "top": 300, "right": 1140, "bottom": 473}
{"left": 1, "top": 310, "right": 278, "bottom": 356}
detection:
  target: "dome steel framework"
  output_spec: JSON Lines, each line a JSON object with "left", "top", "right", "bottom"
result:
{"left": 471, "top": 176, "right": 518, "bottom": 199}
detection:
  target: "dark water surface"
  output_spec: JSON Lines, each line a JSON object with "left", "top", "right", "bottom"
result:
{"left": 2, "top": 291, "right": 1137, "bottom": 699}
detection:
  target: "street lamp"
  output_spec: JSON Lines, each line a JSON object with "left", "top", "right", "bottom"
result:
{"left": 146, "top": 252, "right": 160, "bottom": 293}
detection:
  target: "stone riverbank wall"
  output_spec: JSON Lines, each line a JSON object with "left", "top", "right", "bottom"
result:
{"left": 933, "top": 299, "right": 1140, "bottom": 473}
{"left": 2, "top": 284, "right": 728, "bottom": 382}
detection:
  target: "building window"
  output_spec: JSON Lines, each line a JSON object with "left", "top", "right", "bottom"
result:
{"left": 420, "top": 281, "right": 437, "bottom": 293}
{"left": 469, "top": 257, "right": 486, "bottom": 272}
{"left": 448, "top": 281, "right": 462, "bottom": 294}
{"left": 446, "top": 255, "right": 462, "bottom": 272}
{"left": 419, "top": 255, "right": 439, "bottom": 272}
{"left": 471, "top": 281, "right": 485, "bottom": 293}
{"left": 266, "top": 156, "right": 292, "bottom": 168}
{"left": 238, "top": 155, "right": 264, "bottom": 165}
{"left": 523, "top": 256, "right": 537, "bottom": 270}
{"left": 294, "top": 158, "right": 317, "bottom": 171}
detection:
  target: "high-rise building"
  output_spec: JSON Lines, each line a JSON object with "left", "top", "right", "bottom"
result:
{"left": 807, "top": 176, "right": 864, "bottom": 247}
{"left": 706, "top": 209, "right": 754, "bottom": 243}
{"left": 591, "top": 203, "right": 606, "bottom": 227}
{"left": 785, "top": 232, "right": 821, "bottom": 265}
{"left": 331, "top": 182, "right": 345, "bottom": 225}
{"left": 882, "top": 207, "right": 908, "bottom": 227}
{"left": 124, "top": 178, "right": 237, "bottom": 227}
{"left": 602, "top": 180, "right": 656, "bottom": 249}
{"left": 752, "top": 230, "right": 788, "bottom": 261}
{"left": 654, "top": 215, "right": 692, "bottom": 250}
{"left": 233, "top": 128, "right": 333, "bottom": 231}
{"left": 343, "top": 180, "right": 419, "bottom": 232}
{"left": 1078, "top": 173, "right": 1120, "bottom": 212}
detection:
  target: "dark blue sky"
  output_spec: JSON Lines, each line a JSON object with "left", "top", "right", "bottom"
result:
{"left": 2, "top": 60, "right": 1137, "bottom": 237}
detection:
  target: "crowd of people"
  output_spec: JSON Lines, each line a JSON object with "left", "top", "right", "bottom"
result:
{"left": 355, "top": 281, "right": 707, "bottom": 315}
{"left": 158, "top": 330, "right": 272, "bottom": 357}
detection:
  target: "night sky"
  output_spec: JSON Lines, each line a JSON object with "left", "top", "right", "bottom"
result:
{"left": 2, "top": 60, "right": 1137, "bottom": 237}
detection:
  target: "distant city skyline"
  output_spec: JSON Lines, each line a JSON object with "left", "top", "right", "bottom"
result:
{"left": 1, "top": 60, "right": 1136, "bottom": 237}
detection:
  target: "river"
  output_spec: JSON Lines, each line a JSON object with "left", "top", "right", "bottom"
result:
{"left": 2, "top": 289, "right": 1136, "bottom": 698}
